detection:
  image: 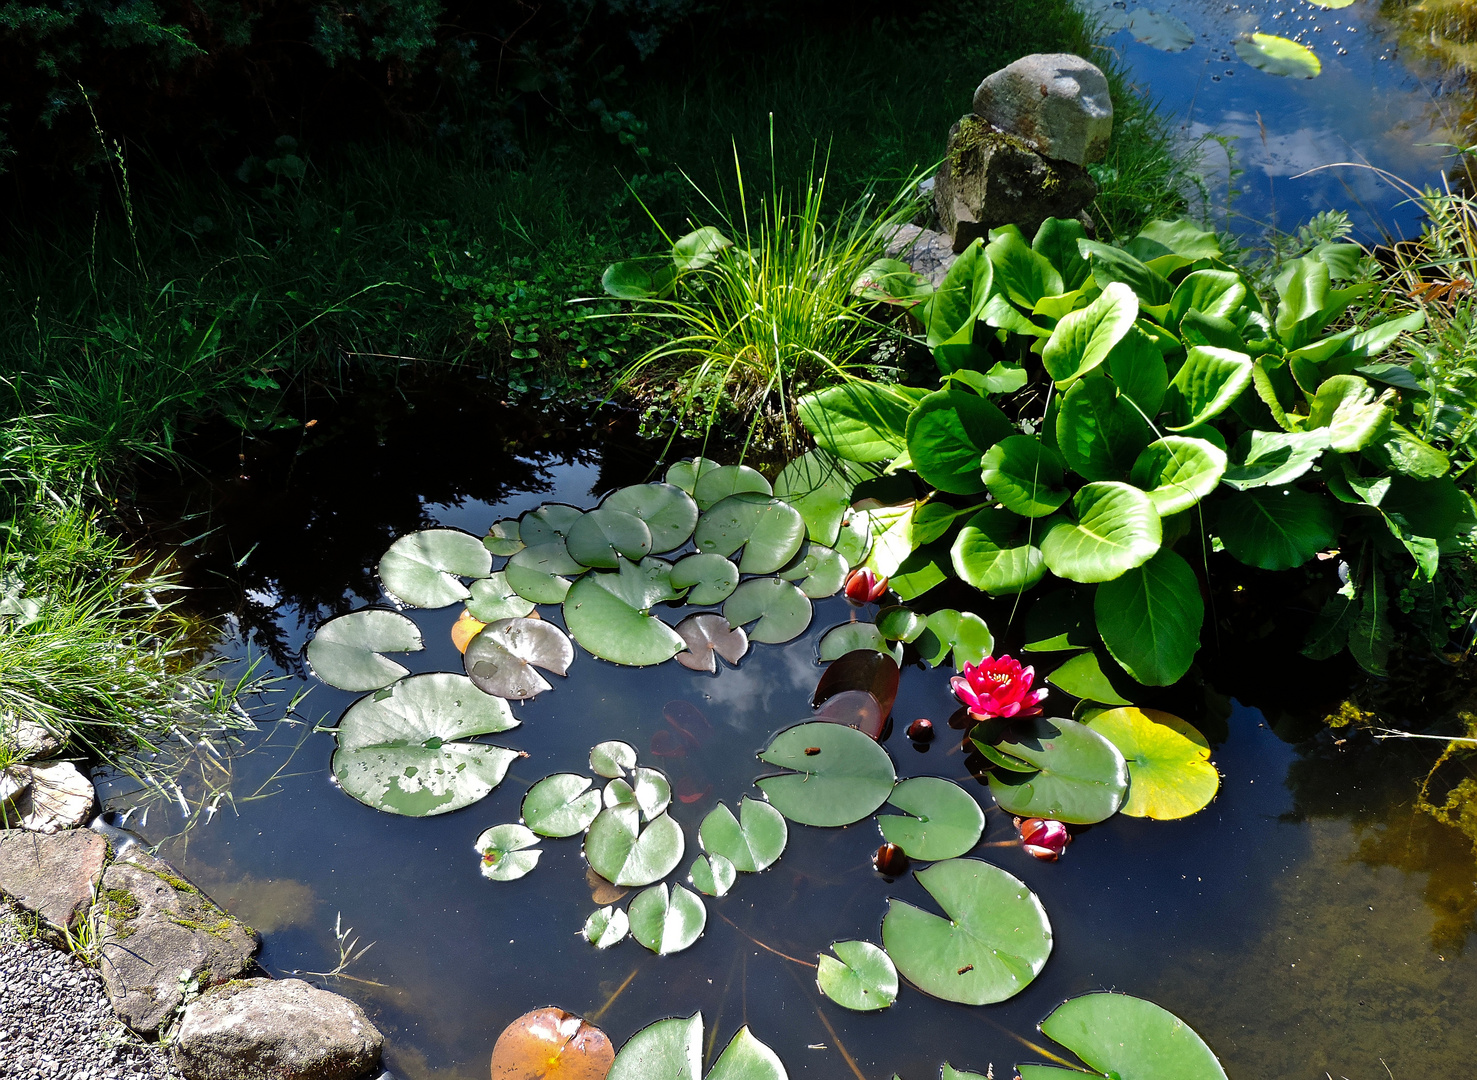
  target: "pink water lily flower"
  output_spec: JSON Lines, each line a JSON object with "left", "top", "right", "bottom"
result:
{"left": 1016, "top": 817, "right": 1071, "bottom": 861}
{"left": 844, "top": 567, "right": 888, "bottom": 604}
{"left": 950, "top": 654, "right": 1047, "bottom": 721}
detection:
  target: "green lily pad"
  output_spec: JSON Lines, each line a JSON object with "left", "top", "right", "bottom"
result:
{"left": 1047, "top": 652, "right": 1133, "bottom": 705}
{"left": 565, "top": 508, "right": 654, "bottom": 568}
{"left": 564, "top": 569, "right": 687, "bottom": 667}
{"left": 466, "top": 573, "right": 537, "bottom": 623}
{"left": 690, "top": 853, "right": 737, "bottom": 897}
{"left": 818, "top": 622, "right": 904, "bottom": 664}
{"left": 694, "top": 464, "right": 771, "bottom": 510}
{"left": 1025, "top": 993, "right": 1229, "bottom": 1080}
{"left": 878, "top": 777, "right": 985, "bottom": 861}
{"left": 306, "top": 608, "right": 424, "bottom": 692}
{"left": 331, "top": 672, "right": 521, "bottom": 817}
{"left": 1041, "top": 482, "right": 1162, "bottom": 584}
{"left": 608, "top": 1016, "right": 784, "bottom": 1080}
{"left": 465, "top": 617, "right": 575, "bottom": 699}
{"left": 915, "top": 609, "right": 994, "bottom": 668}
{"left": 583, "top": 905, "right": 630, "bottom": 948}
{"left": 1128, "top": 8, "right": 1194, "bottom": 50}
{"left": 665, "top": 456, "right": 722, "bottom": 494}
{"left": 881, "top": 858, "right": 1052, "bottom": 1005}
{"left": 723, "top": 578, "right": 813, "bottom": 644}
{"left": 505, "top": 541, "right": 586, "bottom": 604}
{"left": 629, "top": 883, "right": 707, "bottom": 955}
{"left": 972, "top": 715, "right": 1129, "bottom": 824}
{"left": 484, "top": 519, "right": 524, "bottom": 557}
{"left": 774, "top": 450, "right": 855, "bottom": 545}
{"left": 629, "top": 767, "right": 671, "bottom": 820}
{"left": 475, "top": 823, "right": 541, "bottom": 881}
{"left": 981, "top": 437, "right": 1070, "bottom": 517}
{"left": 756, "top": 720, "right": 897, "bottom": 827}
{"left": 1085, "top": 708, "right": 1219, "bottom": 819}
{"left": 1236, "top": 32, "right": 1321, "bottom": 78}
{"left": 834, "top": 513, "right": 874, "bottom": 567}
{"left": 695, "top": 494, "right": 807, "bottom": 574}
{"left": 585, "top": 805, "right": 685, "bottom": 887}
{"left": 519, "top": 504, "right": 585, "bottom": 547}
{"left": 591, "top": 740, "right": 637, "bottom": 778}
{"left": 522, "top": 773, "right": 602, "bottom": 837}
{"left": 1129, "top": 437, "right": 1227, "bottom": 516}
{"left": 941, "top": 1064, "right": 988, "bottom": 1080}
{"left": 670, "top": 553, "right": 740, "bottom": 605}
{"left": 379, "top": 529, "right": 493, "bottom": 609}
{"left": 699, "top": 797, "right": 787, "bottom": 872}
{"left": 816, "top": 940, "right": 898, "bottom": 1012}
{"left": 877, "top": 605, "right": 927, "bottom": 643}
{"left": 778, "top": 542, "right": 848, "bottom": 598}
{"left": 602, "top": 483, "right": 701, "bottom": 553}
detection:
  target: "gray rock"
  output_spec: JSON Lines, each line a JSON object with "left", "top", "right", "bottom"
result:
{"left": 172, "top": 977, "right": 383, "bottom": 1080}
{"left": 882, "top": 224, "right": 958, "bottom": 287}
{"left": 97, "top": 850, "right": 258, "bottom": 1037}
{"left": 933, "top": 116, "right": 1097, "bottom": 253}
{"left": 3, "top": 762, "right": 96, "bottom": 832}
{"left": 0, "top": 829, "right": 108, "bottom": 928}
{"left": 0, "top": 715, "right": 64, "bottom": 762}
{"left": 972, "top": 53, "right": 1113, "bottom": 166}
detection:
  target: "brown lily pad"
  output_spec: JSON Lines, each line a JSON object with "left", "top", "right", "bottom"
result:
{"left": 489, "top": 1007, "right": 614, "bottom": 1080}
{"left": 674, "top": 613, "right": 749, "bottom": 672}
{"left": 813, "top": 649, "right": 900, "bottom": 719}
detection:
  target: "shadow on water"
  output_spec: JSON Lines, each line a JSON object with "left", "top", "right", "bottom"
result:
{"left": 125, "top": 382, "right": 1477, "bottom": 1080}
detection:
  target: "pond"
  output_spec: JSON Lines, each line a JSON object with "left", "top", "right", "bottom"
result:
{"left": 113, "top": 381, "right": 1477, "bottom": 1080}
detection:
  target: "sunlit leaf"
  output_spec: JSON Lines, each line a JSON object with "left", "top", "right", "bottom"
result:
{"left": 774, "top": 450, "right": 856, "bottom": 545}
{"left": 777, "top": 542, "right": 849, "bottom": 598}
{"left": 878, "top": 777, "right": 985, "bottom": 861}
{"left": 1085, "top": 708, "right": 1219, "bottom": 819}
{"left": 1046, "top": 651, "right": 1132, "bottom": 704}
{"left": 1221, "top": 429, "right": 1330, "bottom": 490}
{"left": 666, "top": 457, "right": 722, "bottom": 495}
{"left": 669, "top": 553, "right": 740, "bottom": 605}
{"left": 951, "top": 507, "right": 1047, "bottom": 595}
{"left": 506, "top": 541, "right": 586, "bottom": 604}
{"left": 489, "top": 1008, "right": 614, "bottom": 1080}
{"left": 603, "top": 483, "right": 701, "bottom": 553}
{"left": 816, "top": 940, "right": 898, "bottom": 1012}
{"left": 675, "top": 613, "right": 750, "bottom": 672}
{"left": 905, "top": 389, "right": 1015, "bottom": 495}
{"left": 1129, "top": 437, "right": 1226, "bottom": 516}
{"left": 590, "top": 741, "right": 637, "bottom": 779}
{"left": 520, "top": 504, "right": 585, "bottom": 547}
{"left": 583, "top": 906, "right": 630, "bottom": 949}
{"left": 585, "top": 805, "right": 685, "bottom": 887}
{"left": 877, "top": 605, "right": 927, "bottom": 643}
{"left": 467, "top": 572, "right": 537, "bottom": 623}
{"left": 915, "top": 609, "right": 994, "bottom": 668}
{"left": 379, "top": 528, "right": 493, "bottom": 609}
{"left": 1025, "top": 993, "right": 1229, "bottom": 1080}
{"left": 465, "top": 617, "right": 575, "bottom": 699}
{"left": 690, "top": 853, "right": 737, "bottom": 897}
{"left": 306, "top": 608, "right": 424, "bottom": 692}
{"left": 475, "top": 823, "right": 541, "bottom": 881}
{"left": 723, "top": 578, "right": 813, "bottom": 644}
{"left": 629, "top": 883, "right": 707, "bottom": 955}
{"left": 1235, "top": 32, "right": 1321, "bottom": 77}
{"left": 451, "top": 611, "right": 486, "bottom": 654}
{"left": 699, "top": 797, "right": 788, "bottom": 872}
{"left": 523, "top": 773, "right": 602, "bottom": 837}
{"left": 980, "top": 437, "right": 1070, "bottom": 517}
{"left": 564, "top": 568, "right": 686, "bottom": 667}
{"left": 695, "top": 494, "right": 807, "bottom": 574}
{"left": 1041, "top": 282, "right": 1138, "bottom": 385}
{"left": 756, "top": 721, "right": 897, "bottom": 827}
{"left": 693, "top": 464, "right": 771, "bottom": 510}
{"left": 973, "top": 715, "right": 1129, "bottom": 823}
{"left": 818, "top": 622, "right": 903, "bottom": 663}
{"left": 566, "top": 508, "right": 654, "bottom": 568}
{"left": 1041, "top": 482, "right": 1162, "bottom": 583}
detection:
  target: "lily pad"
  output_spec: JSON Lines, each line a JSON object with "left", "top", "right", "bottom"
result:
{"left": 877, "top": 605, "right": 927, "bottom": 643}
{"left": 694, "top": 464, "right": 771, "bottom": 510}
{"left": 564, "top": 569, "right": 686, "bottom": 667}
{"left": 881, "top": 858, "right": 1052, "bottom": 1005}
{"left": 816, "top": 940, "right": 899, "bottom": 1012}
{"left": 878, "top": 778, "right": 985, "bottom": 861}
{"left": 915, "top": 610, "right": 994, "bottom": 668}
{"left": 814, "top": 649, "right": 900, "bottom": 718}
{"left": 475, "top": 823, "right": 541, "bottom": 881}
{"left": 665, "top": 457, "right": 722, "bottom": 495}
{"left": 674, "top": 613, "right": 750, "bottom": 672}
{"left": 566, "top": 508, "right": 654, "bottom": 568}
{"left": 1025, "top": 993, "right": 1229, "bottom": 1080}
{"left": 695, "top": 494, "right": 806, "bottom": 574}
{"left": 629, "top": 767, "right": 672, "bottom": 820}
{"left": 378, "top": 529, "right": 493, "bottom": 609}
{"left": 699, "top": 797, "right": 788, "bottom": 872}
{"left": 1236, "top": 32, "right": 1321, "bottom": 78}
{"left": 331, "top": 672, "right": 521, "bottom": 817}
{"left": 724, "top": 578, "right": 813, "bottom": 644}
{"left": 629, "top": 883, "right": 707, "bottom": 955}
{"left": 818, "top": 622, "right": 904, "bottom": 663}
{"left": 520, "top": 504, "right": 585, "bottom": 547}
{"left": 778, "top": 543, "right": 848, "bottom": 598}
{"left": 506, "top": 542, "right": 586, "bottom": 604}
{"left": 774, "top": 450, "right": 855, "bottom": 545}
{"left": 833, "top": 513, "right": 874, "bottom": 567}
{"left": 591, "top": 741, "right": 637, "bottom": 778}
{"left": 522, "top": 773, "right": 602, "bottom": 837}
{"left": 465, "top": 617, "right": 575, "bottom": 699}
{"left": 607, "top": 1016, "right": 785, "bottom": 1080}
{"left": 489, "top": 1007, "right": 614, "bottom": 1080}
{"left": 1128, "top": 9, "right": 1194, "bottom": 50}
{"left": 670, "top": 554, "right": 741, "bottom": 605}
{"left": 972, "top": 716, "right": 1129, "bottom": 824}
{"left": 583, "top": 906, "right": 630, "bottom": 949}
{"left": 756, "top": 720, "right": 897, "bottom": 827}
{"left": 306, "top": 608, "right": 424, "bottom": 692}
{"left": 813, "top": 691, "right": 885, "bottom": 740}
{"left": 467, "top": 573, "right": 536, "bottom": 623}
{"left": 484, "top": 519, "right": 524, "bottom": 557}
{"left": 585, "top": 805, "right": 685, "bottom": 886}
{"left": 1085, "top": 708, "right": 1219, "bottom": 819}
{"left": 603, "top": 483, "right": 701, "bottom": 552}
{"left": 690, "top": 853, "right": 737, "bottom": 897}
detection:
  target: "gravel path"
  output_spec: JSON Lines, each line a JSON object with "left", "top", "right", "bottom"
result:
{"left": 0, "top": 900, "right": 182, "bottom": 1080}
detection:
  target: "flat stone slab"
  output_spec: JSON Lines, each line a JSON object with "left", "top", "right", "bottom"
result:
{"left": 0, "top": 828, "right": 108, "bottom": 928}
{"left": 2, "top": 762, "right": 97, "bottom": 832}
{"left": 173, "top": 977, "right": 383, "bottom": 1080}
{"left": 98, "top": 850, "right": 259, "bottom": 1037}
{"left": 883, "top": 224, "right": 958, "bottom": 287}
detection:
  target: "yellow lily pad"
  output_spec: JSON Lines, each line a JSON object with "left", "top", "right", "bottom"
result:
{"left": 1085, "top": 707, "right": 1219, "bottom": 819}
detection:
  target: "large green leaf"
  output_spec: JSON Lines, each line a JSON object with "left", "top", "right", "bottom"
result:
{"left": 306, "top": 608, "right": 424, "bottom": 692}
{"left": 1216, "top": 488, "right": 1339, "bottom": 570}
{"left": 778, "top": 542, "right": 848, "bottom": 599}
{"left": 331, "top": 673, "right": 520, "bottom": 817}
{"left": 862, "top": 503, "right": 918, "bottom": 578}
{"left": 1032, "top": 217, "right": 1092, "bottom": 292}
{"left": 798, "top": 381, "right": 925, "bottom": 463}
{"left": 585, "top": 805, "right": 685, "bottom": 887}
{"left": 1107, "top": 326, "right": 1170, "bottom": 418}
{"left": 981, "top": 436, "right": 1070, "bottom": 517}
{"left": 522, "top": 774, "right": 602, "bottom": 838}
{"left": 693, "top": 465, "right": 771, "bottom": 511}
{"left": 1306, "top": 374, "right": 1393, "bottom": 452}
{"left": 602, "top": 483, "right": 700, "bottom": 553}
{"left": 465, "top": 617, "right": 575, "bottom": 699}
{"left": 1077, "top": 240, "right": 1173, "bottom": 305}
{"left": 816, "top": 941, "right": 898, "bottom": 1012}
{"left": 927, "top": 239, "right": 995, "bottom": 371}
{"left": 1028, "top": 993, "right": 1229, "bottom": 1080}
{"left": 629, "top": 884, "right": 707, "bottom": 955}
{"left": 889, "top": 541, "right": 953, "bottom": 601}
{"left": 773, "top": 450, "right": 854, "bottom": 545}
{"left": 699, "top": 797, "right": 787, "bottom": 872}
{"left": 1220, "top": 429, "right": 1330, "bottom": 490}
{"left": 724, "top": 577, "right": 813, "bottom": 644}
{"left": 756, "top": 721, "right": 897, "bottom": 827}
{"left": 467, "top": 573, "right": 536, "bottom": 623}
{"left": 1273, "top": 256, "right": 1333, "bottom": 348}
{"left": 607, "top": 1017, "right": 702, "bottom": 1080}
{"left": 666, "top": 457, "right": 722, "bottom": 495}
{"left": 878, "top": 777, "right": 985, "bottom": 861}
{"left": 973, "top": 715, "right": 1130, "bottom": 823}
{"left": 1094, "top": 550, "right": 1204, "bottom": 685}
{"left": 951, "top": 507, "right": 1047, "bottom": 595}
{"left": 669, "top": 553, "right": 740, "bottom": 605}
{"left": 1129, "top": 437, "right": 1227, "bottom": 515}
{"left": 505, "top": 541, "right": 586, "bottom": 604}
{"left": 1369, "top": 423, "right": 1449, "bottom": 479}
{"left": 1041, "top": 282, "right": 1138, "bottom": 384}
{"left": 565, "top": 507, "right": 654, "bottom": 568}
{"left": 881, "top": 858, "right": 1052, "bottom": 1005}
{"left": 563, "top": 568, "right": 686, "bottom": 667}
{"left": 1046, "top": 651, "right": 1133, "bottom": 705}
{"left": 987, "top": 226, "right": 1064, "bottom": 307}
{"left": 1056, "top": 376, "right": 1153, "bottom": 480}
{"left": 905, "top": 388, "right": 1015, "bottom": 495}
{"left": 1134, "top": 218, "right": 1222, "bottom": 260}
{"left": 818, "top": 622, "right": 904, "bottom": 664}
{"left": 1085, "top": 708, "right": 1219, "bottom": 819}
{"left": 673, "top": 226, "right": 732, "bottom": 270}
{"left": 1167, "top": 269, "right": 1246, "bottom": 328}
{"left": 1166, "top": 346, "right": 1253, "bottom": 430}
{"left": 695, "top": 493, "right": 807, "bottom": 574}
{"left": 1041, "top": 483, "right": 1162, "bottom": 583}
{"left": 914, "top": 609, "right": 994, "bottom": 668}
{"left": 378, "top": 528, "right": 492, "bottom": 609}
{"left": 603, "top": 259, "right": 677, "bottom": 299}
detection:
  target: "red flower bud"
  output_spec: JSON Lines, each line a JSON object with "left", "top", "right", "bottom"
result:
{"left": 873, "top": 842, "right": 909, "bottom": 876}
{"left": 907, "top": 718, "right": 934, "bottom": 741}
{"left": 844, "top": 567, "right": 888, "bottom": 604}
{"left": 1015, "top": 817, "right": 1071, "bottom": 861}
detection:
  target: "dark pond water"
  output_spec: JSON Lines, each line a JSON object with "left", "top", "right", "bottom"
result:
{"left": 1093, "top": 0, "right": 1473, "bottom": 242}
{"left": 113, "top": 386, "right": 1477, "bottom": 1080}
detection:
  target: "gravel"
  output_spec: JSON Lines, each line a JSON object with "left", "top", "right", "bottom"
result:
{"left": 0, "top": 900, "right": 183, "bottom": 1080}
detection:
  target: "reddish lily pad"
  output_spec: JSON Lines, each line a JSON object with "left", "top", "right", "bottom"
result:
{"left": 489, "top": 1008, "right": 614, "bottom": 1080}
